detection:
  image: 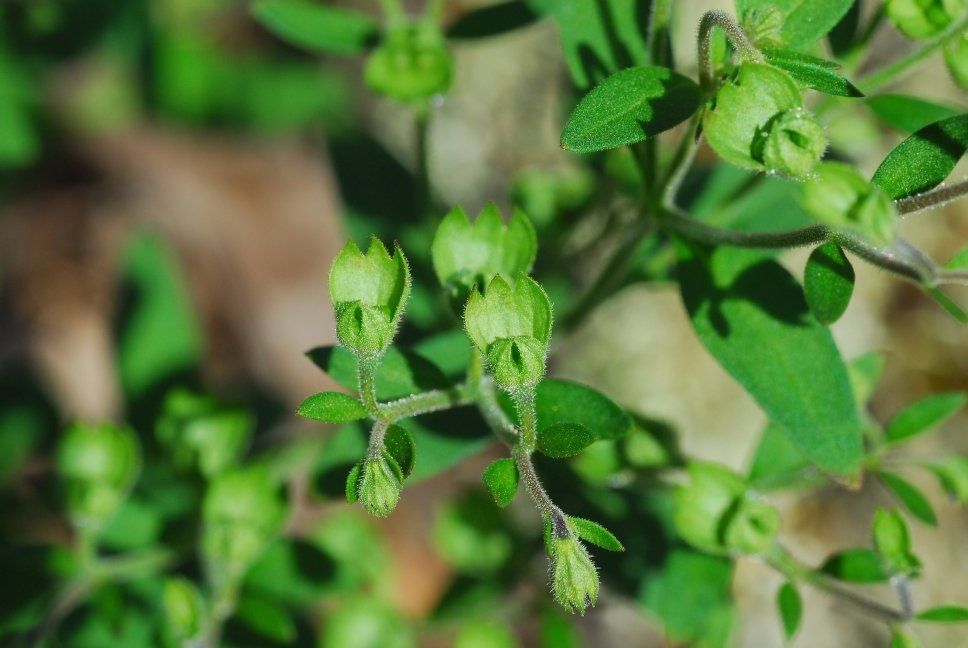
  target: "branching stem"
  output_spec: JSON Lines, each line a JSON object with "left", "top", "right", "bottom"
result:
{"left": 896, "top": 180, "right": 968, "bottom": 216}
{"left": 698, "top": 10, "right": 762, "bottom": 92}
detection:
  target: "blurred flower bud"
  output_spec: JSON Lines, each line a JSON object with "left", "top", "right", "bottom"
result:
{"left": 945, "top": 31, "right": 968, "bottom": 90}
{"left": 723, "top": 497, "right": 781, "bottom": 554}
{"left": 674, "top": 462, "right": 747, "bottom": 554}
{"left": 357, "top": 454, "right": 403, "bottom": 517}
{"left": 550, "top": 534, "right": 599, "bottom": 615}
{"left": 56, "top": 423, "right": 140, "bottom": 530}
{"left": 757, "top": 109, "right": 827, "bottom": 179}
{"left": 886, "top": 0, "right": 966, "bottom": 40}
{"left": 365, "top": 23, "right": 453, "bottom": 102}
{"left": 741, "top": 6, "right": 786, "bottom": 48}
{"left": 329, "top": 237, "right": 410, "bottom": 357}
{"left": 801, "top": 162, "right": 896, "bottom": 246}
{"left": 485, "top": 336, "right": 547, "bottom": 390}
{"left": 163, "top": 577, "right": 205, "bottom": 642}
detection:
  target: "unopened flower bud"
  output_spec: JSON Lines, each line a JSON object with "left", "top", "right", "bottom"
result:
{"left": 365, "top": 23, "right": 453, "bottom": 101}
{"left": 801, "top": 162, "right": 896, "bottom": 246}
{"left": 741, "top": 5, "right": 786, "bottom": 48}
{"left": 758, "top": 109, "right": 826, "bottom": 179}
{"left": 723, "top": 497, "right": 781, "bottom": 554}
{"left": 163, "top": 577, "right": 205, "bottom": 642}
{"left": 674, "top": 462, "right": 746, "bottom": 554}
{"left": 486, "top": 335, "right": 547, "bottom": 390}
{"left": 358, "top": 454, "right": 403, "bottom": 517}
{"left": 550, "top": 534, "right": 600, "bottom": 615}
{"left": 886, "top": 0, "right": 966, "bottom": 40}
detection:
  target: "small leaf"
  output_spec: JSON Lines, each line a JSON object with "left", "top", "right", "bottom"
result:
{"left": 384, "top": 425, "right": 416, "bottom": 478}
{"left": 297, "top": 391, "right": 367, "bottom": 423}
{"left": 866, "top": 94, "right": 962, "bottom": 134}
{"left": 482, "top": 458, "right": 518, "bottom": 508}
{"left": 915, "top": 606, "right": 968, "bottom": 623}
{"left": 561, "top": 66, "right": 701, "bottom": 153}
{"left": 537, "top": 422, "right": 595, "bottom": 458}
{"left": 925, "top": 456, "right": 968, "bottom": 503}
{"left": 848, "top": 351, "right": 886, "bottom": 406}
{"left": 568, "top": 516, "right": 624, "bottom": 552}
{"left": 872, "top": 508, "right": 921, "bottom": 577}
{"left": 878, "top": 472, "right": 937, "bottom": 526}
{"left": 252, "top": 0, "right": 378, "bottom": 55}
{"left": 885, "top": 392, "right": 966, "bottom": 444}
{"left": 924, "top": 287, "right": 968, "bottom": 325}
{"left": 535, "top": 379, "right": 631, "bottom": 441}
{"left": 871, "top": 113, "right": 968, "bottom": 200}
{"left": 776, "top": 581, "right": 802, "bottom": 640}
{"left": 765, "top": 49, "right": 862, "bottom": 97}
{"left": 447, "top": 1, "right": 538, "bottom": 39}
{"left": 890, "top": 627, "right": 922, "bottom": 648}
{"left": 804, "top": 242, "right": 855, "bottom": 325}
{"left": 235, "top": 595, "right": 297, "bottom": 643}
{"left": 820, "top": 548, "right": 888, "bottom": 582}
{"left": 945, "top": 247, "right": 968, "bottom": 269}
{"left": 737, "top": 0, "right": 855, "bottom": 49}
{"left": 346, "top": 464, "right": 361, "bottom": 503}
{"left": 306, "top": 345, "right": 452, "bottom": 400}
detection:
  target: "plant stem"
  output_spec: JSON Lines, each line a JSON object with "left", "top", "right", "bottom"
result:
{"left": 835, "top": 235, "right": 938, "bottom": 286}
{"left": 662, "top": 207, "right": 828, "bottom": 248}
{"left": 475, "top": 377, "right": 519, "bottom": 446}
{"left": 648, "top": 0, "right": 672, "bottom": 66}
{"left": 366, "top": 418, "right": 391, "bottom": 459}
{"left": 896, "top": 180, "right": 968, "bottom": 216}
{"left": 940, "top": 270, "right": 968, "bottom": 285}
{"left": 860, "top": 15, "right": 968, "bottom": 92}
{"left": 356, "top": 354, "right": 381, "bottom": 416}
{"left": 414, "top": 102, "right": 433, "bottom": 219}
{"left": 512, "top": 445, "right": 566, "bottom": 533}
{"left": 660, "top": 115, "right": 702, "bottom": 208}
{"left": 376, "top": 0, "right": 406, "bottom": 26}
{"left": 511, "top": 388, "right": 538, "bottom": 453}
{"left": 378, "top": 385, "right": 474, "bottom": 421}
{"left": 698, "top": 10, "right": 762, "bottom": 92}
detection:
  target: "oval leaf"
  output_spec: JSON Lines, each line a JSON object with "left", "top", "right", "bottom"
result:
{"left": 306, "top": 345, "right": 452, "bottom": 400}
{"left": 677, "top": 242, "right": 863, "bottom": 483}
{"left": 820, "top": 548, "right": 888, "bottom": 583}
{"left": 297, "top": 392, "right": 367, "bottom": 423}
{"left": 252, "top": 0, "right": 378, "bottom": 55}
{"left": 568, "top": 516, "right": 624, "bottom": 551}
{"left": 235, "top": 595, "right": 297, "bottom": 644}
{"left": 871, "top": 113, "right": 968, "bottom": 200}
{"left": 866, "top": 94, "right": 962, "bottom": 134}
{"left": 915, "top": 606, "right": 968, "bottom": 623}
{"left": 536, "top": 379, "right": 631, "bottom": 441}
{"left": 776, "top": 582, "right": 802, "bottom": 640}
{"left": 737, "top": 0, "right": 854, "bottom": 49}
{"left": 885, "top": 392, "right": 966, "bottom": 444}
{"left": 878, "top": 471, "right": 937, "bottom": 526}
{"left": 482, "top": 458, "right": 519, "bottom": 508}
{"left": 561, "top": 66, "right": 701, "bottom": 153}
{"left": 384, "top": 425, "right": 416, "bottom": 478}
{"left": 537, "top": 422, "right": 594, "bottom": 458}
{"left": 804, "top": 242, "right": 855, "bottom": 325}
{"left": 765, "top": 49, "right": 862, "bottom": 97}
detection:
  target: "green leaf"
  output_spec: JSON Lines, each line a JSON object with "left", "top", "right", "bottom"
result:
{"left": 866, "top": 94, "right": 962, "bottom": 133}
{"left": 306, "top": 345, "right": 452, "bottom": 400}
{"left": 297, "top": 391, "right": 368, "bottom": 423}
{"left": 926, "top": 456, "right": 968, "bottom": 503}
{"left": 765, "top": 49, "right": 863, "bottom": 97}
{"left": 399, "top": 410, "right": 493, "bottom": 482}
{"left": 748, "top": 422, "right": 822, "bottom": 491}
{"left": 878, "top": 471, "right": 937, "bottom": 526}
{"left": 677, "top": 243, "right": 863, "bottom": 483}
{"left": 252, "top": 0, "right": 378, "bottom": 55}
{"left": 776, "top": 581, "right": 802, "bottom": 640}
{"left": 872, "top": 508, "right": 921, "bottom": 577}
{"left": 737, "top": 0, "right": 855, "bottom": 48}
{"left": 384, "top": 425, "right": 416, "bottom": 478}
{"left": 871, "top": 113, "right": 968, "bottom": 200}
{"left": 915, "top": 606, "right": 968, "bottom": 623}
{"left": 820, "top": 548, "right": 889, "bottom": 582}
{"left": 946, "top": 247, "right": 968, "bottom": 270}
{"left": 535, "top": 379, "right": 631, "bottom": 441}
{"left": 804, "top": 242, "right": 855, "bottom": 325}
{"left": 848, "top": 351, "right": 886, "bottom": 405}
{"left": 885, "top": 392, "right": 966, "bottom": 444}
{"left": 235, "top": 594, "right": 297, "bottom": 643}
{"left": 536, "top": 423, "right": 594, "bottom": 458}
{"left": 482, "top": 458, "right": 519, "bottom": 508}
{"left": 924, "top": 287, "right": 968, "bottom": 325}
{"left": 891, "top": 627, "right": 922, "bottom": 648}
{"left": 447, "top": 1, "right": 539, "bottom": 39}
{"left": 568, "top": 516, "right": 624, "bottom": 551}
{"left": 346, "top": 464, "right": 361, "bottom": 503}
{"left": 245, "top": 538, "right": 338, "bottom": 605}
{"left": 561, "top": 66, "right": 701, "bottom": 153}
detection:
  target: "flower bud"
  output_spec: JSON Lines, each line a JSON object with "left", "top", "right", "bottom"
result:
{"left": 163, "top": 577, "right": 205, "bottom": 642}
{"left": 365, "top": 23, "right": 453, "bottom": 102}
{"left": 886, "top": 0, "right": 966, "bottom": 40}
{"left": 357, "top": 454, "right": 403, "bottom": 517}
{"left": 703, "top": 62, "right": 825, "bottom": 178}
{"left": 741, "top": 6, "right": 786, "bottom": 48}
{"left": 723, "top": 497, "right": 781, "bottom": 554}
{"left": 801, "top": 162, "right": 896, "bottom": 246}
{"left": 56, "top": 423, "right": 140, "bottom": 530}
{"left": 485, "top": 336, "right": 547, "bottom": 390}
{"left": 945, "top": 31, "right": 968, "bottom": 90}
{"left": 329, "top": 237, "right": 410, "bottom": 357}
{"left": 674, "top": 462, "right": 746, "bottom": 554}
{"left": 550, "top": 534, "right": 600, "bottom": 615}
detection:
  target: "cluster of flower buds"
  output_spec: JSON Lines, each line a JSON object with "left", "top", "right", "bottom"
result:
{"left": 549, "top": 531, "right": 600, "bottom": 614}
{"left": 365, "top": 22, "right": 453, "bottom": 102}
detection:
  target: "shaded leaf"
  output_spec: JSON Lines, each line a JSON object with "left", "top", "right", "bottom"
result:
{"left": 871, "top": 113, "right": 968, "bottom": 200}
{"left": 306, "top": 345, "right": 452, "bottom": 400}
{"left": 915, "top": 606, "right": 968, "bottom": 623}
{"left": 235, "top": 595, "right": 297, "bottom": 643}
{"left": 483, "top": 458, "right": 519, "bottom": 507}
{"left": 537, "top": 422, "right": 595, "bottom": 458}
{"left": 765, "top": 49, "right": 862, "bottom": 97}
{"left": 878, "top": 472, "right": 937, "bottom": 526}
{"left": 776, "top": 581, "right": 802, "bottom": 640}
{"left": 447, "top": 1, "right": 538, "bottom": 39}
{"left": 535, "top": 379, "right": 631, "bottom": 441}
{"left": 866, "top": 94, "right": 962, "bottom": 133}
{"left": 297, "top": 391, "right": 367, "bottom": 423}
{"left": 252, "top": 0, "right": 378, "bottom": 55}
{"left": 804, "top": 242, "right": 855, "bottom": 325}
{"left": 925, "top": 456, "right": 968, "bottom": 503}
{"left": 820, "top": 548, "right": 888, "bottom": 582}
{"left": 384, "top": 425, "right": 416, "bottom": 478}
{"left": 737, "top": 0, "right": 855, "bottom": 49}
{"left": 885, "top": 392, "right": 966, "bottom": 444}
{"left": 569, "top": 516, "right": 624, "bottom": 551}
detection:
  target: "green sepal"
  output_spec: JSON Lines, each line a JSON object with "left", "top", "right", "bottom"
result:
{"left": 345, "top": 463, "right": 361, "bottom": 504}
{"left": 872, "top": 508, "right": 922, "bottom": 578}
{"left": 567, "top": 516, "right": 624, "bottom": 552}
{"left": 801, "top": 162, "right": 896, "bottom": 246}
{"left": 549, "top": 534, "right": 600, "bottom": 615}
{"left": 486, "top": 336, "right": 548, "bottom": 389}
{"left": 365, "top": 22, "right": 453, "bottom": 101}
{"left": 357, "top": 454, "right": 402, "bottom": 517}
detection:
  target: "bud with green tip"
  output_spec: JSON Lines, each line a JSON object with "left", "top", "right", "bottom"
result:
{"left": 550, "top": 533, "right": 600, "bottom": 615}
{"left": 56, "top": 423, "right": 140, "bottom": 531}
{"left": 365, "top": 22, "right": 453, "bottom": 102}
{"left": 885, "top": 0, "right": 966, "bottom": 40}
{"left": 703, "top": 62, "right": 826, "bottom": 179}
{"left": 356, "top": 453, "right": 403, "bottom": 517}
{"left": 431, "top": 204, "right": 537, "bottom": 312}
{"left": 163, "top": 577, "right": 205, "bottom": 642}
{"left": 801, "top": 162, "right": 896, "bottom": 246}
{"left": 329, "top": 237, "right": 411, "bottom": 357}
{"left": 202, "top": 467, "right": 287, "bottom": 584}
{"left": 463, "top": 274, "right": 553, "bottom": 390}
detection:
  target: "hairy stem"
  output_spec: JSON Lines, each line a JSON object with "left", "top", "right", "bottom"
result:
{"left": 476, "top": 377, "right": 519, "bottom": 446}
{"left": 512, "top": 446, "right": 566, "bottom": 531}
{"left": 356, "top": 355, "right": 381, "bottom": 416}
{"left": 896, "top": 180, "right": 968, "bottom": 216}
{"left": 366, "top": 418, "right": 391, "bottom": 459}
{"left": 861, "top": 14, "right": 968, "bottom": 91}
{"left": 698, "top": 10, "right": 762, "bottom": 92}
{"left": 662, "top": 207, "right": 828, "bottom": 248}
{"left": 511, "top": 388, "right": 538, "bottom": 453}
{"left": 660, "top": 115, "right": 702, "bottom": 208}
{"left": 379, "top": 385, "right": 474, "bottom": 422}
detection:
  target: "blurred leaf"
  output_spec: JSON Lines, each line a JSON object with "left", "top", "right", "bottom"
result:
{"left": 847, "top": 351, "right": 886, "bottom": 406}
{"left": 0, "top": 404, "right": 45, "bottom": 487}
{"left": 925, "top": 456, "right": 968, "bottom": 503}
{"left": 820, "top": 548, "right": 888, "bottom": 582}
{"left": 235, "top": 594, "right": 297, "bottom": 643}
{"left": 537, "top": 423, "right": 594, "bottom": 458}
{"left": 878, "top": 472, "right": 937, "bottom": 526}
{"left": 454, "top": 619, "right": 519, "bottom": 648}
{"left": 251, "top": 0, "right": 378, "bottom": 55}
{"left": 413, "top": 330, "right": 471, "bottom": 379}
{"left": 0, "top": 50, "right": 39, "bottom": 167}
{"left": 568, "top": 516, "right": 624, "bottom": 551}
{"left": 447, "top": 1, "right": 538, "bottom": 40}
{"left": 924, "top": 287, "right": 968, "bottom": 325}
{"left": 322, "top": 597, "right": 414, "bottom": 648}
{"left": 538, "top": 607, "right": 581, "bottom": 648}
{"left": 872, "top": 508, "right": 921, "bottom": 577}
{"left": 765, "top": 49, "right": 862, "bottom": 97}
{"left": 871, "top": 113, "right": 968, "bottom": 200}
{"left": 434, "top": 492, "right": 512, "bottom": 574}
{"left": 561, "top": 66, "right": 700, "bottom": 152}
{"left": 677, "top": 243, "right": 863, "bottom": 483}
{"left": 804, "top": 242, "right": 854, "bottom": 325}
{"left": 776, "top": 581, "right": 802, "bottom": 640}
{"left": 866, "top": 94, "right": 962, "bottom": 133}
{"left": 945, "top": 247, "right": 968, "bottom": 269}
{"left": 891, "top": 627, "right": 922, "bottom": 648}
{"left": 384, "top": 424, "right": 416, "bottom": 478}
{"left": 306, "top": 345, "right": 452, "bottom": 400}
{"left": 885, "top": 392, "right": 966, "bottom": 444}
{"left": 245, "top": 539, "right": 337, "bottom": 605}
{"left": 736, "top": 0, "right": 854, "bottom": 48}
{"left": 98, "top": 498, "right": 163, "bottom": 551}
{"left": 482, "top": 458, "right": 518, "bottom": 508}
{"left": 534, "top": 379, "right": 631, "bottom": 441}
{"left": 298, "top": 391, "right": 368, "bottom": 423}
{"left": 748, "top": 422, "right": 823, "bottom": 490}
{"left": 915, "top": 606, "right": 968, "bottom": 623}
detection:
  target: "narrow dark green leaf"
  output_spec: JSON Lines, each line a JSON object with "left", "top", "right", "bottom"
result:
{"left": 915, "top": 606, "right": 968, "bottom": 623}
{"left": 252, "top": 0, "right": 378, "bottom": 55}
{"left": 306, "top": 345, "right": 452, "bottom": 400}
{"left": 535, "top": 379, "right": 631, "bottom": 441}
{"left": 537, "top": 422, "right": 595, "bottom": 458}
{"left": 235, "top": 595, "right": 297, "bottom": 643}
{"left": 879, "top": 472, "right": 937, "bottom": 526}
{"left": 804, "top": 243, "right": 855, "bottom": 325}
{"left": 561, "top": 66, "right": 701, "bottom": 153}
{"left": 765, "top": 49, "right": 863, "bottom": 97}
{"left": 297, "top": 391, "right": 367, "bottom": 423}
{"left": 568, "top": 516, "right": 624, "bottom": 551}
{"left": 447, "top": 1, "right": 538, "bottom": 39}
{"left": 871, "top": 113, "right": 968, "bottom": 200}
{"left": 737, "top": 0, "right": 854, "bottom": 49}
{"left": 776, "top": 581, "right": 802, "bottom": 640}
{"left": 866, "top": 94, "right": 962, "bottom": 134}
{"left": 820, "top": 548, "right": 888, "bottom": 582}
{"left": 384, "top": 425, "right": 416, "bottom": 478}
{"left": 885, "top": 392, "right": 966, "bottom": 444}
{"left": 345, "top": 463, "right": 361, "bottom": 503}
{"left": 677, "top": 242, "right": 863, "bottom": 483}
{"left": 482, "top": 457, "right": 518, "bottom": 508}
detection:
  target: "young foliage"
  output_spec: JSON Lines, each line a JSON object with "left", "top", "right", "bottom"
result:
{"left": 297, "top": 391, "right": 368, "bottom": 423}
{"left": 567, "top": 516, "right": 624, "bottom": 552}
{"left": 872, "top": 508, "right": 921, "bottom": 577}
{"left": 802, "top": 162, "right": 896, "bottom": 245}
{"left": 878, "top": 471, "right": 938, "bottom": 526}
{"left": 871, "top": 113, "right": 968, "bottom": 200}
{"left": 482, "top": 458, "right": 519, "bottom": 508}
{"left": 820, "top": 548, "right": 889, "bottom": 583}
{"left": 915, "top": 606, "right": 968, "bottom": 623}
{"left": 776, "top": 581, "right": 802, "bottom": 640}
{"left": 803, "top": 242, "right": 855, "bottom": 325}
{"left": 885, "top": 392, "right": 966, "bottom": 444}
{"left": 736, "top": 0, "right": 855, "bottom": 49}
{"left": 251, "top": 0, "right": 378, "bottom": 55}
{"left": 764, "top": 49, "right": 863, "bottom": 97}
